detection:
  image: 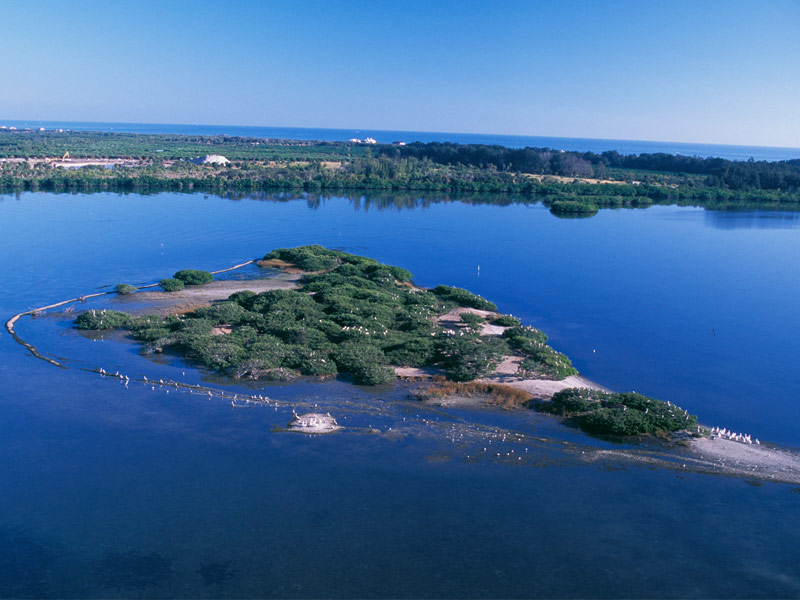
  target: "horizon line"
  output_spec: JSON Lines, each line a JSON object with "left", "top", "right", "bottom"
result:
{"left": 2, "top": 117, "right": 799, "bottom": 153}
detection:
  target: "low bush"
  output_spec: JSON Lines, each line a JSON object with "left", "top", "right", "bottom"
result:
{"left": 549, "top": 200, "right": 598, "bottom": 215}
{"left": 491, "top": 314, "right": 521, "bottom": 327}
{"left": 263, "top": 245, "right": 341, "bottom": 272}
{"left": 434, "top": 334, "right": 508, "bottom": 381}
{"left": 75, "top": 309, "right": 132, "bottom": 330}
{"left": 173, "top": 269, "right": 213, "bottom": 285}
{"left": 333, "top": 342, "right": 395, "bottom": 385}
{"left": 460, "top": 312, "right": 484, "bottom": 328}
{"left": 433, "top": 285, "right": 497, "bottom": 311}
{"left": 548, "top": 388, "right": 698, "bottom": 436}
{"left": 115, "top": 284, "right": 137, "bottom": 295}
{"left": 159, "top": 278, "right": 185, "bottom": 292}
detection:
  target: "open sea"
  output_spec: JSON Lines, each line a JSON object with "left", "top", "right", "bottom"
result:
{"left": 3, "top": 119, "right": 799, "bottom": 162}
{"left": 1, "top": 189, "right": 800, "bottom": 597}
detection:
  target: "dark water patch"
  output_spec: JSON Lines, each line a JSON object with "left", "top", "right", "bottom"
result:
{"left": 0, "top": 527, "right": 58, "bottom": 599}
{"left": 93, "top": 550, "right": 173, "bottom": 591}
{"left": 196, "top": 561, "right": 235, "bottom": 586}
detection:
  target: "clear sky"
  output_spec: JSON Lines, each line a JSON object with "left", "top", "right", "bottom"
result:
{"left": 1, "top": 0, "right": 798, "bottom": 147}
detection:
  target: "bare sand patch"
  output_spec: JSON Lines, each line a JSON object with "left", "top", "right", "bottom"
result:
{"left": 481, "top": 373, "right": 608, "bottom": 400}
{"left": 687, "top": 437, "right": 800, "bottom": 484}
{"left": 118, "top": 274, "right": 301, "bottom": 316}
{"left": 521, "top": 173, "right": 625, "bottom": 186}
{"left": 394, "top": 366, "right": 446, "bottom": 379}
{"left": 435, "top": 306, "right": 494, "bottom": 330}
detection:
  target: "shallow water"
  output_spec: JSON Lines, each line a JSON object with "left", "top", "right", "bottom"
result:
{"left": 2, "top": 191, "right": 800, "bottom": 597}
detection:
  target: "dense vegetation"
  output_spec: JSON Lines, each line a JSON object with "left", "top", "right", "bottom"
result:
{"left": 545, "top": 388, "right": 698, "bottom": 436}
{"left": 159, "top": 278, "right": 185, "bottom": 292}
{"left": 380, "top": 142, "right": 800, "bottom": 192}
{"left": 74, "top": 246, "right": 577, "bottom": 385}
{"left": 75, "top": 309, "right": 132, "bottom": 330}
{"left": 174, "top": 269, "right": 213, "bottom": 285}
{"left": 2, "top": 131, "right": 798, "bottom": 211}
{"left": 70, "top": 246, "right": 705, "bottom": 437}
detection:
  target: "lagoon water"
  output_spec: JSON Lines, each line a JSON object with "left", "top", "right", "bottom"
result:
{"left": 1, "top": 191, "right": 800, "bottom": 597}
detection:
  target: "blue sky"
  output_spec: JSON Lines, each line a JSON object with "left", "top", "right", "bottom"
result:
{"left": 1, "top": 0, "right": 798, "bottom": 146}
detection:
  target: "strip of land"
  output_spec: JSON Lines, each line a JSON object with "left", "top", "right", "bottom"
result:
{"left": 1, "top": 130, "right": 798, "bottom": 212}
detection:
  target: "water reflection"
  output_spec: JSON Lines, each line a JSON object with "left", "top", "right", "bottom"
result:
{"left": 704, "top": 209, "right": 800, "bottom": 230}
{"left": 223, "top": 190, "right": 524, "bottom": 211}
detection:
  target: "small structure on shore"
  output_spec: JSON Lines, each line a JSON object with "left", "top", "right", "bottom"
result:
{"left": 191, "top": 154, "right": 230, "bottom": 166}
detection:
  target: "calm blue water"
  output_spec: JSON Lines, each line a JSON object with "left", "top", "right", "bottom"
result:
{"left": 4, "top": 119, "right": 799, "bottom": 162}
{"left": 1, "top": 191, "right": 800, "bottom": 597}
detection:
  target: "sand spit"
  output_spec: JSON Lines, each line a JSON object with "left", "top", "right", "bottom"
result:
{"left": 120, "top": 273, "right": 301, "bottom": 315}
{"left": 686, "top": 437, "right": 800, "bottom": 484}
{"left": 583, "top": 436, "right": 800, "bottom": 486}
{"left": 5, "top": 258, "right": 278, "bottom": 367}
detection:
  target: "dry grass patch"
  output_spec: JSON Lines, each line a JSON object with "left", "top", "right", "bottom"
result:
{"left": 419, "top": 378, "right": 533, "bottom": 409}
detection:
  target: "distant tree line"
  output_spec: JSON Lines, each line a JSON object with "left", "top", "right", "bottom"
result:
{"left": 379, "top": 143, "right": 800, "bottom": 191}
{"left": 2, "top": 131, "right": 799, "bottom": 209}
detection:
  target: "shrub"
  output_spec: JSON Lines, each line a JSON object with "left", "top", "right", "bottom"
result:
{"left": 159, "top": 278, "right": 185, "bottom": 292}
{"left": 549, "top": 200, "right": 598, "bottom": 215}
{"left": 297, "top": 353, "right": 338, "bottom": 376}
{"left": 385, "top": 265, "right": 413, "bottom": 282}
{"left": 551, "top": 388, "right": 604, "bottom": 414}
{"left": 548, "top": 388, "right": 698, "bottom": 436}
{"left": 384, "top": 337, "right": 435, "bottom": 367}
{"left": 503, "top": 325, "right": 548, "bottom": 346}
{"left": 115, "top": 284, "right": 137, "bottom": 295}
{"left": 228, "top": 290, "right": 258, "bottom": 309}
{"left": 434, "top": 334, "right": 508, "bottom": 381}
{"left": 580, "top": 407, "right": 651, "bottom": 436}
{"left": 173, "top": 269, "right": 213, "bottom": 285}
{"left": 192, "top": 301, "right": 252, "bottom": 326}
{"left": 519, "top": 347, "right": 578, "bottom": 380}
{"left": 432, "top": 285, "right": 497, "bottom": 311}
{"left": 491, "top": 314, "right": 521, "bottom": 327}
{"left": 460, "top": 312, "right": 484, "bottom": 328}
{"left": 235, "top": 359, "right": 298, "bottom": 381}
{"left": 75, "top": 309, "right": 132, "bottom": 330}
{"left": 263, "top": 246, "right": 340, "bottom": 272}
{"left": 333, "top": 342, "right": 395, "bottom": 385}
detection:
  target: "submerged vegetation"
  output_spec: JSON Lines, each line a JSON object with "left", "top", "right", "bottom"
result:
{"left": 2, "top": 131, "right": 798, "bottom": 212}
